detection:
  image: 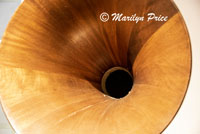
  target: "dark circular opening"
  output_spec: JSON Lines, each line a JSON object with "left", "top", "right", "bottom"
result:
{"left": 101, "top": 67, "right": 133, "bottom": 99}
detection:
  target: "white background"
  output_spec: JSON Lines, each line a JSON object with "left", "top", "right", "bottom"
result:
{"left": 0, "top": 0, "right": 199, "bottom": 134}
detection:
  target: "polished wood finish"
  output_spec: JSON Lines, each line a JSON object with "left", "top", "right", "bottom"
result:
{"left": 0, "top": 0, "right": 191, "bottom": 134}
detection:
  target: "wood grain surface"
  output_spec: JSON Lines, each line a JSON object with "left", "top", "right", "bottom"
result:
{"left": 0, "top": 0, "right": 191, "bottom": 134}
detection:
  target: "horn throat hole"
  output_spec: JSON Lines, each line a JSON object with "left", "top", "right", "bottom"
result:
{"left": 101, "top": 67, "right": 134, "bottom": 99}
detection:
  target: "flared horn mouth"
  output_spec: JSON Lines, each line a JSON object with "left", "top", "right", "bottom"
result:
{"left": 0, "top": 0, "right": 191, "bottom": 134}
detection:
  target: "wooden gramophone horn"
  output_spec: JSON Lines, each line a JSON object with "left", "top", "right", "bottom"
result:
{"left": 0, "top": 0, "right": 191, "bottom": 134}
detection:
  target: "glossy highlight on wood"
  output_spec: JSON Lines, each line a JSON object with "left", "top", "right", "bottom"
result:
{"left": 0, "top": 0, "right": 191, "bottom": 134}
